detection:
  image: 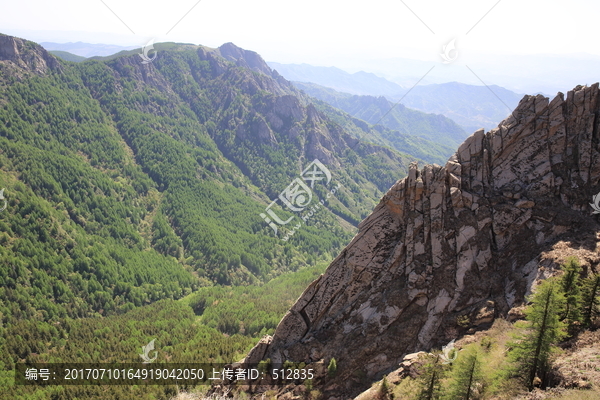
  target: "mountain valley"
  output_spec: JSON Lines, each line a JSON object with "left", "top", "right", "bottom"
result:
{"left": 0, "top": 33, "right": 599, "bottom": 400}
{"left": 269, "top": 62, "right": 524, "bottom": 134}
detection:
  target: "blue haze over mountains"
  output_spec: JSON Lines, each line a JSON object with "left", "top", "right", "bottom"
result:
{"left": 40, "top": 41, "right": 137, "bottom": 57}
{"left": 268, "top": 61, "right": 524, "bottom": 135}
{"left": 39, "top": 42, "right": 544, "bottom": 137}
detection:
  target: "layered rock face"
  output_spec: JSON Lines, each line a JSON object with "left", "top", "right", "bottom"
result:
{"left": 0, "top": 34, "right": 61, "bottom": 76}
{"left": 246, "top": 84, "right": 600, "bottom": 396}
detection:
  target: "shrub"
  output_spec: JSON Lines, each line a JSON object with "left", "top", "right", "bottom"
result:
{"left": 327, "top": 357, "right": 337, "bottom": 377}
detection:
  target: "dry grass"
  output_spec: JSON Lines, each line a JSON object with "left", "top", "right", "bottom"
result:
{"left": 550, "top": 330, "right": 600, "bottom": 393}
{"left": 553, "top": 388, "right": 600, "bottom": 399}
{"left": 181, "top": 324, "right": 599, "bottom": 400}
{"left": 170, "top": 387, "right": 235, "bottom": 400}
{"left": 355, "top": 319, "right": 600, "bottom": 400}
{"left": 510, "top": 387, "right": 600, "bottom": 400}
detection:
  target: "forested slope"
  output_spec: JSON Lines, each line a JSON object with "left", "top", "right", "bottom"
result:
{"left": 294, "top": 81, "right": 468, "bottom": 150}
{"left": 0, "top": 33, "right": 446, "bottom": 382}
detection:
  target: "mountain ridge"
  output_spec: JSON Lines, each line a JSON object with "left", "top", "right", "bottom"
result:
{"left": 0, "top": 33, "right": 62, "bottom": 77}
{"left": 269, "top": 61, "right": 525, "bottom": 133}
{"left": 300, "top": 94, "right": 457, "bottom": 166}
{"left": 293, "top": 81, "right": 468, "bottom": 149}
{"left": 245, "top": 83, "right": 600, "bottom": 398}
{"left": 267, "top": 61, "right": 405, "bottom": 98}
{"left": 40, "top": 41, "right": 137, "bottom": 57}
{"left": 0, "top": 33, "right": 432, "bottom": 331}
{"left": 402, "top": 81, "right": 524, "bottom": 134}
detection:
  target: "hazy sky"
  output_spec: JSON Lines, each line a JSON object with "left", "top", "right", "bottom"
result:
{"left": 3, "top": 0, "right": 599, "bottom": 62}
{"left": 2, "top": 0, "right": 599, "bottom": 94}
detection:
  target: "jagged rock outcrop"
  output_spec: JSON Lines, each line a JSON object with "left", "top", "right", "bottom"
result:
{"left": 0, "top": 34, "right": 61, "bottom": 77}
{"left": 246, "top": 84, "right": 600, "bottom": 397}
{"left": 218, "top": 42, "right": 277, "bottom": 78}
{"left": 197, "top": 42, "right": 291, "bottom": 96}
{"left": 193, "top": 43, "right": 402, "bottom": 173}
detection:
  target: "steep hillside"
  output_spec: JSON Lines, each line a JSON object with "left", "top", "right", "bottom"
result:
{"left": 48, "top": 50, "right": 86, "bottom": 62}
{"left": 301, "top": 96, "right": 456, "bottom": 166}
{"left": 293, "top": 81, "right": 468, "bottom": 149}
{"left": 245, "top": 84, "right": 600, "bottom": 398}
{"left": 0, "top": 34, "right": 423, "bottom": 331}
{"left": 404, "top": 82, "right": 525, "bottom": 133}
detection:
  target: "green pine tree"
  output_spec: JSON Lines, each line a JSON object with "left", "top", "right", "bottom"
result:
{"left": 560, "top": 257, "right": 582, "bottom": 332}
{"left": 327, "top": 357, "right": 337, "bottom": 377}
{"left": 417, "top": 354, "right": 445, "bottom": 400}
{"left": 509, "top": 278, "right": 567, "bottom": 391}
{"left": 444, "top": 345, "right": 482, "bottom": 400}
{"left": 580, "top": 274, "right": 600, "bottom": 328}
{"left": 378, "top": 374, "right": 391, "bottom": 400}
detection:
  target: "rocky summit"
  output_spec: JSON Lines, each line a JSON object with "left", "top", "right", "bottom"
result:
{"left": 0, "top": 34, "right": 61, "bottom": 77}
{"left": 246, "top": 84, "right": 600, "bottom": 397}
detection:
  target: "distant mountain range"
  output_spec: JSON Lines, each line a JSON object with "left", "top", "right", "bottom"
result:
{"left": 34, "top": 40, "right": 600, "bottom": 95}
{"left": 321, "top": 53, "right": 600, "bottom": 95}
{"left": 267, "top": 62, "right": 404, "bottom": 99}
{"left": 40, "top": 46, "right": 524, "bottom": 134}
{"left": 48, "top": 50, "right": 87, "bottom": 62}
{"left": 294, "top": 82, "right": 467, "bottom": 149}
{"left": 270, "top": 62, "right": 525, "bottom": 134}
{"left": 402, "top": 82, "right": 523, "bottom": 134}
{"left": 33, "top": 42, "right": 543, "bottom": 150}
{"left": 40, "top": 41, "right": 136, "bottom": 57}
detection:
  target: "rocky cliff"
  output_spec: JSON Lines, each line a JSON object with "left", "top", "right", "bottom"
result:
{"left": 246, "top": 84, "right": 600, "bottom": 397}
{"left": 194, "top": 43, "right": 395, "bottom": 168}
{"left": 0, "top": 34, "right": 61, "bottom": 78}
